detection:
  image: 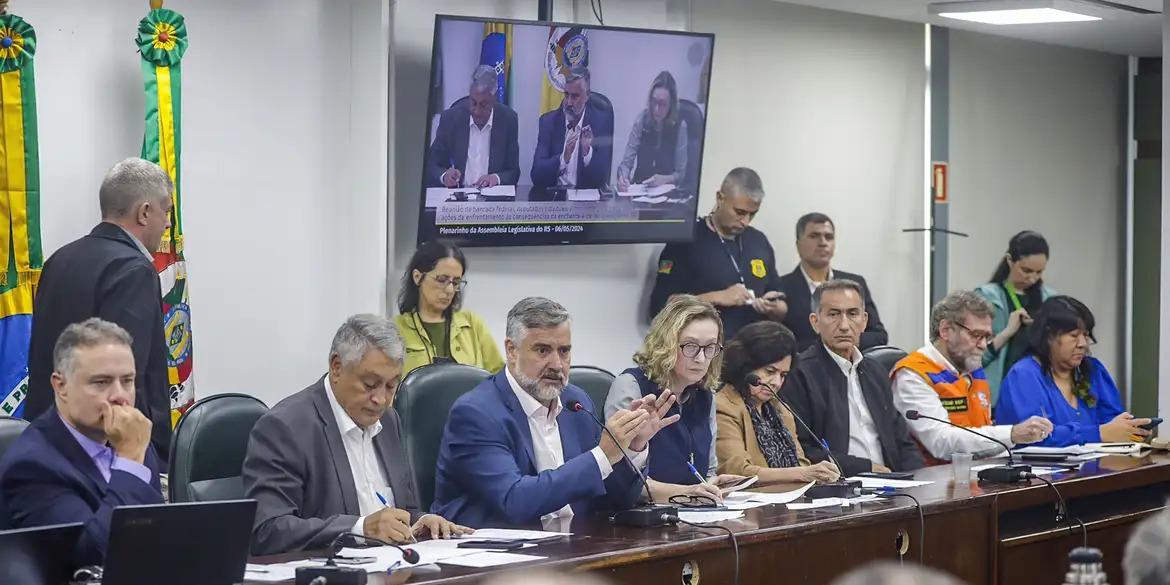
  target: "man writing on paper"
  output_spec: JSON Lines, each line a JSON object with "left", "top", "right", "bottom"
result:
{"left": 243, "top": 314, "right": 468, "bottom": 555}
{"left": 892, "top": 290, "right": 1052, "bottom": 463}
{"left": 426, "top": 65, "right": 521, "bottom": 189}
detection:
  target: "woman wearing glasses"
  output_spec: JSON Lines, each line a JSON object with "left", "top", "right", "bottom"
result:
{"left": 997, "top": 296, "right": 1151, "bottom": 446}
{"left": 394, "top": 241, "right": 504, "bottom": 376}
{"left": 715, "top": 321, "right": 840, "bottom": 484}
{"left": 605, "top": 295, "right": 746, "bottom": 505}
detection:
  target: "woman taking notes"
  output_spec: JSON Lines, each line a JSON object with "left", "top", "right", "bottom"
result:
{"left": 394, "top": 241, "right": 504, "bottom": 376}
{"left": 976, "top": 230, "right": 1055, "bottom": 404}
{"left": 715, "top": 321, "right": 839, "bottom": 484}
{"left": 997, "top": 296, "right": 1151, "bottom": 447}
{"left": 615, "top": 70, "right": 688, "bottom": 192}
{"left": 605, "top": 295, "right": 744, "bottom": 504}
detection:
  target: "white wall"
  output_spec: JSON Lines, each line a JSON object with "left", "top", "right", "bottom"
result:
{"left": 393, "top": 0, "right": 927, "bottom": 374}
{"left": 22, "top": 0, "right": 389, "bottom": 408}
{"left": 947, "top": 30, "right": 1127, "bottom": 375}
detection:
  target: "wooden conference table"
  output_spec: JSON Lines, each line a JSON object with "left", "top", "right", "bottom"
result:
{"left": 249, "top": 453, "right": 1170, "bottom": 585}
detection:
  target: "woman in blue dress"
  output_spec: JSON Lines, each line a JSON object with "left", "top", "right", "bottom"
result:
{"left": 997, "top": 296, "right": 1151, "bottom": 447}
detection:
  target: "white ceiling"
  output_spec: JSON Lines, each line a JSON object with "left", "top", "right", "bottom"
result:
{"left": 774, "top": 0, "right": 1163, "bottom": 56}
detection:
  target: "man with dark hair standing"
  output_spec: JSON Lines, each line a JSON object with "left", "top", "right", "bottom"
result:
{"left": 25, "top": 158, "right": 174, "bottom": 461}
{"left": 777, "top": 212, "right": 887, "bottom": 351}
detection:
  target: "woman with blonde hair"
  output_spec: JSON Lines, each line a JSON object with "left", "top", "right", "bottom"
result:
{"left": 605, "top": 295, "right": 745, "bottom": 504}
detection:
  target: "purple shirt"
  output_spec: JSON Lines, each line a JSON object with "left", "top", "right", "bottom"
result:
{"left": 60, "top": 416, "right": 153, "bottom": 485}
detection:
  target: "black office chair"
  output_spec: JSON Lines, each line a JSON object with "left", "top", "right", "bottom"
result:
{"left": 394, "top": 363, "right": 490, "bottom": 511}
{"left": 168, "top": 394, "right": 268, "bottom": 503}
{"left": 0, "top": 416, "right": 30, "bottom": 461}
{"left": 677, "top": 99, "right": 706, "bottom": 193}
{"left": 569, "top": 365, "right": 617, "bottom": 416}
{"left": 863, "top": 345, "right": 909, "bottom": 375}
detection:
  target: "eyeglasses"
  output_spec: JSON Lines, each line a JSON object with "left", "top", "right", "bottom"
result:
{"left": 680, "top": 343, "right": 723, "bottom": 359}
{"left": 427, "top": 273, "right": 467, "bottom": 292}
{"left": 952, "top": 321, "right": 993, "bottom": 344}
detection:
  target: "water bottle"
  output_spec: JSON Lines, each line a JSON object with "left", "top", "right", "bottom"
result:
{"left": 1063, "top": 547, "right": 1108, "bottom": 585}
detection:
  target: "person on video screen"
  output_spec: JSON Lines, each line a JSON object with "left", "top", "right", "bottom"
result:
{"left": 531, "top": 66, "right": 614, "bottom": 191}
{"left": 426, "top": 65, "right": 521, "bottom": 189}
{"left": 616, "top": 71, "right": 687, "bottom": 193}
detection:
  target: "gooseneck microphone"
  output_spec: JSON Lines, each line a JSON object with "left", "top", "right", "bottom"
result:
{"left": 568, "top": 400, "right": 678, "bottom": 527}
{"left": 295, "top": 531, "right": 419, "bottom": 584}
{"left": 903, "top": 410, "right": 1031, "bottom": 483}
{"left": 745, "top": 374, "right": 843, "bottom": 474}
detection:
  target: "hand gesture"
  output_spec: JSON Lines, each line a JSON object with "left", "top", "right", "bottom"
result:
{"left": 627, "top": 391, "right": 681, "bottom": 452}
{"left": 599, "top": 408, "right": 650, "bottom": 464}
{"left": 441, "top": 167, "right": 462, "bottom": 188}
{"left": 102, "top": 402, "right": 151, "bottom": 464}
{"left": 1005, "top": 308, "right": 1030, "bottom": 336}
{"left": 412, "top": 514, "right": 473, "bottom": 540}
{"left": 364, "top": 507, "right": 413, "bottom": 544}
{"left": 1009, "top": 416, "right": 1054, "bottom": 444}
{"left": 563, "top": 128, "right": 580, "bottom": 164}
{"left": 580, "top": 125, "right": 594, "bottom": 157}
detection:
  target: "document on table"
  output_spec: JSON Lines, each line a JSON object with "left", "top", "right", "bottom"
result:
{"left": 244, "top": 562, "right": 302, "bottom": 582}
{"left": 846, "top": 476, "right": 933, "bottom": 489}
{"left": 787, "top": 495, "right": 880, "bottom": 510}
{"left": 480, "top": 184, "right": 516, "bottom": 198}
{"left": 462, "top": 528, "right": 572, "bottom": 542}
{"left": 677, "top": 510, "right": 746, "bottom": 524}
{"left": 970, "top": 464, "right": 1067, "bottom": 477}
{"left": 1015, "top": 445, "right": 1095, "bottom": 456}
{"left": 439, "top": 552, "right": 547, "bottom": 568}
{"left": 723, "top": 481, "right": 815, "bottom": 509}
{"left": 632, "top": 195, "right": 669, "bottom": 204}
{"left": 618, "top": 183, "right": 676, "bottom": 197}
{"left": 567, "top": 188, "right": 601, "bottom": 202}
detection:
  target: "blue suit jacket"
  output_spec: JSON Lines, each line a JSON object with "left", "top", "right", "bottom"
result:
{"left": 530, "top": 100, "right": 614, "bottom": 190}
{"left": 430, "top": 371, "right": 642, "bottom": 527}
{"left": 0, "top": 410, "right": 163, "bottom": 566}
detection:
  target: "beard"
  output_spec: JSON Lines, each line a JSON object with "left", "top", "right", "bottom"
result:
{"left": 514, "top": 367, "right": 566, "bottom": 403}
{"left": 947, "top": 346, "right": 983, "bottom": 375}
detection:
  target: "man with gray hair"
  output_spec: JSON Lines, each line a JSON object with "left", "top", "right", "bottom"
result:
{"left": 432, "top": 297, "right": 667, "bottom": 527}
{"left": 891, "top": 290, "right": 1052, "bottom": 463}
{"left": 426, "top": 64, "right": 520, "bottom": 189}
{"left": 650, "top": 166, "right": 787, "bottom": 340}
{"left": 1125, "top": 504, "right": 1170, "bottom": 585}
{"left": 26, "top": 157, "right": 175, "bottom": 461}
{"left": 243, "top": 314, "right": 469, "bottom": 555}
{"left": 531, "top": 65, "right": 614, "bottom": 190}
{"left": 0, "top": 318, "right": 163, "bottom": 565}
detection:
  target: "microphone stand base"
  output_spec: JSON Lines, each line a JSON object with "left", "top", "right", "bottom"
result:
{"left": 296, "top": 566, "right": 368, "bottom": 585}
{"left": 806, "top": 480, "right": 863, "bottom": 499}
{"left": 977, "top": 464, "right": 1032, "bottom": 484}
{"left": 610, "top": 505, "right": 680, "bottom": 527}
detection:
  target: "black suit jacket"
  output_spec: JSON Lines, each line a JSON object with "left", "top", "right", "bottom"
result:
{"left": 25, "top": 223, "right": 171, "bottom": 460}
{"left": 426, "top": 102, "right": 521, "bottom": 187}
{"left": 530, "top": 100, "right": 614, "bottom": 190}
{"left": 242, "top": 378, "right": 423, "bottom": 555}
{"left": 783, "top": 344, "right": 923, "bottom": 477}
{"left": 776, "top": 265, "right": 888, "bottom": 352}
{"left": 0, "top": 410, "right": 163, "bottom": 566}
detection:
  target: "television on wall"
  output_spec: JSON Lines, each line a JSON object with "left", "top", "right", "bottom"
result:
{"left": 416, "top": 15, "right": 716, "bottom": 247}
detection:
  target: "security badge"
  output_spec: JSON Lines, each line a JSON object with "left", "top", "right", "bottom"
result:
{"left": 750, "top": 259, "right": 766, "bottom": 278}
{"left": 940, "top": 396, "right": 969, "bottom": 413}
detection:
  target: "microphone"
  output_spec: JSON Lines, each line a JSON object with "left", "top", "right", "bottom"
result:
{"left": 903, "top": 410, "right": 1030, "bottom": 483}
{"left": 295, "top": 531, "right": 419, "bottom": 584}
{"left": 567, "top": 399, "right": 678, "bottom": 527}
{"left": 745, "top": 374, "right": 843, "bottom": 474}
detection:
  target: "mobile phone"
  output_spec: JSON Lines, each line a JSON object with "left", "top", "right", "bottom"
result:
{"left": 1140, "top": 417, "right": 1163, "bottom": 431}
{"left": 309, "top": 556, "right": 376, "bottom": 565}
{"left": 456, "top": 539, "right": 525, "bottom": 551}
{"left": 856, "top": 471, "right": 915, "bottom": 481}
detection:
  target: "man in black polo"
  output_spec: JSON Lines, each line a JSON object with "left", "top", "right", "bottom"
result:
{"left": 777, "top": 212, "right": 887, "bottom": 351}
{"left": 648, "top": 167, "right": 786, "bottom": 340}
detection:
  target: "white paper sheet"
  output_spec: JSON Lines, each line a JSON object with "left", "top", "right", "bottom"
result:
{"left": 480, "top": 184, "right": 516, "bottom": 198}
{"left": 846, "top": 476, "right": 933, "bottom": 489}
{"left": 567, "top": 188, "right": 601, "bottom": 201}
{"left": 244, "top": 563, "right": 301, "bottom": 582}
{"left": 677, "top": 510, "right": 745, "bottom": 523}
{"left": 787, "top": 494, "right": 880, "bottom": 510}
{"left": 618, "top": 183, "right": 676, "bottom": 197}
{"left": 722, "top": 481, "right": 815, "bottom": 508}
{"left": 631, "top": 195, "right": 669, "bottom": 204}
{"left": 462, "top": 528, "right": 572, "bottom": 541}
{"left": 1015, "top": 445, "right": 1095, "bottom": 456}
{"left": 438, "top": 552, "right": 547, "bottom": 568}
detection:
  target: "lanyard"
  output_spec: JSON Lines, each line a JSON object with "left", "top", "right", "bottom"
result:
{"left": 708, "top": 216, "right": 745, "bottom": 284}
{"left": 1004, "top": 282, "right": 1024, "bottom": 311}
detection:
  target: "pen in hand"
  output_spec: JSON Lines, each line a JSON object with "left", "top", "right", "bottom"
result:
{"left": 375, "top": 491, "right": 418, "bottom": 543}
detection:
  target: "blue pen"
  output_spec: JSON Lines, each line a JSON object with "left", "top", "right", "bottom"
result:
{"left": 374, "top": 491, "right": 418, "bottom": 543}
{"left": 821, "top": 438, "right": 831, "bottom": 454}
{"left": 686, "top": 461, "right": 707, "bottom": 485}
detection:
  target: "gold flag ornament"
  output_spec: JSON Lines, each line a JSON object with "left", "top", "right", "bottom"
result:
{"left": 0, "top": 6, "right": 41, "bottom": 418}
{"left": 137, "top": 4, "right": 194, "bottom": 427}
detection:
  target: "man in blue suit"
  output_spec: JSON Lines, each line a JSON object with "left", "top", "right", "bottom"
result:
{"left": 432, "top": 297, "right": 669, "bottom": 527}
{"left": 530, "top": 66, "right": 614, "bottom": 191}
{"left": 0, "top": 318, "right": 163, "bottom": 566}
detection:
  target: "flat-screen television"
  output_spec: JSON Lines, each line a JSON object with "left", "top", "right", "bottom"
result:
{"left": 416, "top": 15, "right": 715, "bottom": 247}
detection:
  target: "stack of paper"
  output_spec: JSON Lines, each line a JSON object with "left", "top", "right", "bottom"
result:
{"left": 677, "top": 510, "right": 745, "bottom": 524}
{"left": 787, "top": 494, "right": 880, "bottom": 510}
{"left": 845, "top": 476, "right": 933, "bottom": 489}
{"left": 722, "top": 481, "right": 814, "bottom": 510}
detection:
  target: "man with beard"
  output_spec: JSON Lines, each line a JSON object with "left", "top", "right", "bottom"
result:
{"left": 431, "top": 297, "right": 670, "bottom": 527}
{"left": 530, "top": 66, "right": 613, "bottom": 190}
{"left": 891, "top": 290, "right": 1052, "bottom": 463}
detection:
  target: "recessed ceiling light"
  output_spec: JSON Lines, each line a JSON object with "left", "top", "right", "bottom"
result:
{"left": 929, "top": 1, "right": 1104, "bottom": 25}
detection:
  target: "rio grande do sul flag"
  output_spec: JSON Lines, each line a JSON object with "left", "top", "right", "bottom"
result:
{"left": 137, "top": 4, "right": 193, "bottom": 427}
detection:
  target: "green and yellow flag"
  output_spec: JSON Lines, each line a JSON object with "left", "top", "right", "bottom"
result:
{"left": 137, "top": 5, "right": 193, "bottom": 427}
{"left": 0, "top": 10, "right": 40, "bottom": 417}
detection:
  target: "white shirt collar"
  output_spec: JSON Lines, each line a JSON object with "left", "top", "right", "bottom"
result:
{"left": 565, "top": 110, "right": 584, "bottom": 132}
{"left": 114, "top": 224, "right": 154, "bottom": 259}
{"left": 469, "top": 108, "right": 494, "bottom": 131}
{"left": 505, "top": 366, "right": 562, "bottom": 422}
{"left": 323, "top": 374, "right": 382, "bottom": 439}
{"left": 823, "top": 343, "right": 863, "bottom": 374}
{"left": 921, "top": 343, "right": 960, "bottom": 375}
{"left": 800, "top": 264, "right": 832, "bottom": 291}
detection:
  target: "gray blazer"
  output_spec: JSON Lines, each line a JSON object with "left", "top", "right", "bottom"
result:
{"left": 242, "top": 377, "right": 422, "bottom": 555}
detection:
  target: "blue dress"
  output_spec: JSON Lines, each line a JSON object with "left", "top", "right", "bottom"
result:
{"left": 996, "top": 357, "right": 1124, "bottom": 447}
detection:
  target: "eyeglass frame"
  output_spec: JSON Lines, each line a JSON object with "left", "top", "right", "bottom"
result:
{"left": 424, "top": 272, "right": 468, "bottom": 292}
{"left": 949, "top": 320, "right": 993, "bottom": 344}
{"left": 679, "top": 342, "right": 723, "bottom": 360}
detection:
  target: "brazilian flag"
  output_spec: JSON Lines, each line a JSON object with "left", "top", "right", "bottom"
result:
{"left": 479, "top": 23, "right": 511, "bottom": 105}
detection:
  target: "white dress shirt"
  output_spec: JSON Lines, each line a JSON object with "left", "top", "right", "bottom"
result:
{"left": 800, "top": 265, "right": 833, "bottom": 296}
{"left": 558, "top": 113, "right": 593, "bottom": 187}
{"left": 824, "top": 344, "right": 886, "bottom": 467}
{"left": 323, "top": 376, "right": 395, "bottom": 535}
{"left": 115, "top": 224, "right": 154, "bottom": 259}
{"left": 463, "top": 110, "right": 495, "bottom": 187}
{"left": 892, "top": 344, "right": 1013, "bottom": 460}
{"left": 505, "top": 367, "right": 612, "bottom": 523}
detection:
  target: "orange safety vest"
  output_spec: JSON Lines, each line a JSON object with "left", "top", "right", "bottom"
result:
{"left": 893, "top": 351, "right": 993, "bottom": 428}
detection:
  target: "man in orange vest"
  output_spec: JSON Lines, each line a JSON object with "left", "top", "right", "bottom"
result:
{"left": 892, "top": 290, "right": 1052, "bottom": 462}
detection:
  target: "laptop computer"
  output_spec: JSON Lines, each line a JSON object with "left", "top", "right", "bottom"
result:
{"left": 0, "top": 522, "right": 84, "bottom": 585}
{"left": 103, "top": 499, "right": 257, "bottom": 585}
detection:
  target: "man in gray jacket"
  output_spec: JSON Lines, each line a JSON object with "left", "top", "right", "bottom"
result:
{"left": 243, "top": 314, "right": 469, "bottom": 555}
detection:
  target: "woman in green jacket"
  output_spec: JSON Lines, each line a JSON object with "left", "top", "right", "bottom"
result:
{"left": 975, "top": 230, "right": 1054, "bottom": 405}
{"left": 395, "top": 241, "right": 504, "bottom": 376}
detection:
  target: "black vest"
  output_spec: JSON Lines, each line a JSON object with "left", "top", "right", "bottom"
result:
{"left": 621, "top": 367, "right": 713, "bottom": 485}
{"left": 632, "top": 117, "right": 681, "bottom": 183}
